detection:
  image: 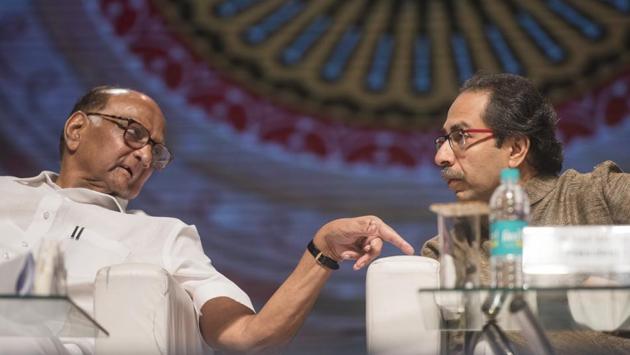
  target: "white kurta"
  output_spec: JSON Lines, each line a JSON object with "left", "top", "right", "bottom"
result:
{"left": 0, "top": 171, "right": 253, "bottom": 354}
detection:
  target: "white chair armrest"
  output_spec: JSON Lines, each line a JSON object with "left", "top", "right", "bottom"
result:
{"left": 93, "top": 263, "right": 207, "bottom": 355}
{"left": 366, "top": 255, "right": 441, "bottom": 355}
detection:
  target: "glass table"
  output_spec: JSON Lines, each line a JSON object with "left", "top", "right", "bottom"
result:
{"left": 0, "top": 295, "right": 108, "bottom": 337}
{"left": 419, "top": 286, "right": 630, "bottom": 354}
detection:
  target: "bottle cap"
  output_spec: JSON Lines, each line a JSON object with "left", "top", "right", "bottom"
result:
{"left": 500, "top": 168, "right": 520, "bottom": 183}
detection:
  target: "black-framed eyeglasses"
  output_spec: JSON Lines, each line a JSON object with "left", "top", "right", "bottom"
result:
{"left": 435, "top": 128, "right": 494, "bottom": 152}
{"left": 85, "top": 112, "right": 173, "bottom": 169}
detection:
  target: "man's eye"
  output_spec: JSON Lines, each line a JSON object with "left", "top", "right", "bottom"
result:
{"left": 127, "top": 129, "right": 140, "bottom": 138}
{"left": 127, "top": 126, "right": 146, "bottom": 141}
{"left": 452, "top": 132, "right": 464, "bottom": 143}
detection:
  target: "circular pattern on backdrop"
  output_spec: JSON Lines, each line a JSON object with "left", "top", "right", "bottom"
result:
{"left": 92, "top": 0, "right": 630, "bottom": 168}
{"left": 154, "top": 0, "right": 630, "bottom": 129}
{"left": 1, "top": 2, "right": 630, "bottom": 352}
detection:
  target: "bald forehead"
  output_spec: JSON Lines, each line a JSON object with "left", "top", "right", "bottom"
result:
{"left": 104, "top": 90, "right": 167, "bottom": 140}
{"left": 105, "top": 89, "right": 157, "bottom": 108}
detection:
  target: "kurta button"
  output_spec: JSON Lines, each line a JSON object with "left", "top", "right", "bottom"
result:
{"left": 43, "top": 211, "right": 50, "bottom": 219}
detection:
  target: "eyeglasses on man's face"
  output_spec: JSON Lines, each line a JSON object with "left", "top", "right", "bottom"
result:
{"left": 434, "top": 129, "right": 494, "bottom": 152}
{"left": 85, "top": 112, "right": 173, "bottom": 170}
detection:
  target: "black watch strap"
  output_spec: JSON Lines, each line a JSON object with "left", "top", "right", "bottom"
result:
{"left": 307, "top": 240, "right": 340, "bottom": 270}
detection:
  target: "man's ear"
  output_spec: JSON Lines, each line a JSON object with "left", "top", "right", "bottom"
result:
{"left": 63, "top": 111, "right": 89, "bottom": 153}
{"left": 506, "top": 135, "right": 530, "bottom": 169}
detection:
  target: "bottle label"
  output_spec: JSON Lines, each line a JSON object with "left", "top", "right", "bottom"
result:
{"left": 491, "top": 220, "right": 527, "bottom": 256}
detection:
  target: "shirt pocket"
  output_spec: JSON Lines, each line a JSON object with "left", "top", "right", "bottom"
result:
{"left": 61, "top": 230, "right": 131, "bottom": 284}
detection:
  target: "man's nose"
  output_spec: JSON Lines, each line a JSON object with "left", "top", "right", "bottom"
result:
{"left": 134, "top": 144, "right": 153, "bottom": 168}
{"left": 434, "top": 141, "right": 454, "bottom": 167}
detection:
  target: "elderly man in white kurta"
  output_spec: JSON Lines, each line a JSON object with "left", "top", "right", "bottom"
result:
{"left": 0, "top": 86, "right": 414, "bottom": 354}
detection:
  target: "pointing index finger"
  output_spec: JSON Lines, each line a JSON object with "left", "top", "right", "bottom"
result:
{"left": 374, "top": 219, "right": 415, "bottom": 255}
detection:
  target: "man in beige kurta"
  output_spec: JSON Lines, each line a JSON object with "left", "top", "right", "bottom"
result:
{"left": 422, "top": 72, "right": 630, "bottom": 354}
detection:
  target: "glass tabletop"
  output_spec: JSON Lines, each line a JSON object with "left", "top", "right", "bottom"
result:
{"left": 0, "top": 295, "right": 108, "bottom": 337}
{"left": 418, "top": 286, "right": 630, "bottom": 332}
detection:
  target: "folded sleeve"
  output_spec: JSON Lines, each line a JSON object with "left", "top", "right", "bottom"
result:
{"left": 161, "top": 223, "right": 254, "bottom": 313}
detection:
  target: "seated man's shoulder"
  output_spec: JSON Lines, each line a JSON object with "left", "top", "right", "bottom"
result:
{"left": 0, "top": 171, "right": 52, "bottom": 188}
{"left": 127, "top": 209, "right": 149, "bottom": 217}
{"left": 127, "top": 209, "right": 185, "bottom": 224}
{"left": 592, "top": 160, "right": 625, "bottom": 175}
{"left": 125, "top": 209, "right": 194, "bottom": 232}
{"left": 0, "top": 174, "right": 22, "bottom": 184}
{"left": 0, "top": 174, "right": 36, "bottom": 192}
{"left": 562, "top": 160, "right": 625, "bottom": 182}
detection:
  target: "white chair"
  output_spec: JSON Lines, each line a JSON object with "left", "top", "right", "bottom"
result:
{"left": 93, "top": 263, "right": 208, "bottom": 355}
{"left": 366, "top": 256, "right": 498, "bottom": 355}
{"left": 365, "top": 255, "right": 441, "bottom": 355}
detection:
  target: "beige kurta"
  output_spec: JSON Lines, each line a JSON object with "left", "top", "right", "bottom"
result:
{"left": 421, "top": 161, "right": 630, "bottom": 354}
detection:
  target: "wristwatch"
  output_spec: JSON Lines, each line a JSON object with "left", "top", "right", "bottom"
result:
{"left": 307, "top": 240, "right": 340, "bottom": 270}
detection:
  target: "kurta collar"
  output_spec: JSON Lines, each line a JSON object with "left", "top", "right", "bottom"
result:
{"left": 16, "top": 171, "right": 129, "bottom": 212}
{"left": 524, "top": 174, "right": 559, "bottom": 205}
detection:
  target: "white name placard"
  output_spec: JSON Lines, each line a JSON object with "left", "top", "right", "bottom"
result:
{"left": 523, "top": 225, "right": 630, "bottom": 275}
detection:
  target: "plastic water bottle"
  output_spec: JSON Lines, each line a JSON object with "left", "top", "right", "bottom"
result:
{"left": 490, "top": 168, "right": 530, "bottom": 288}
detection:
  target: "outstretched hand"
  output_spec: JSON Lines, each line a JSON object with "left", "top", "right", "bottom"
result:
{"left": 313, "top": 215, "right": 415, "bottom": 270}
